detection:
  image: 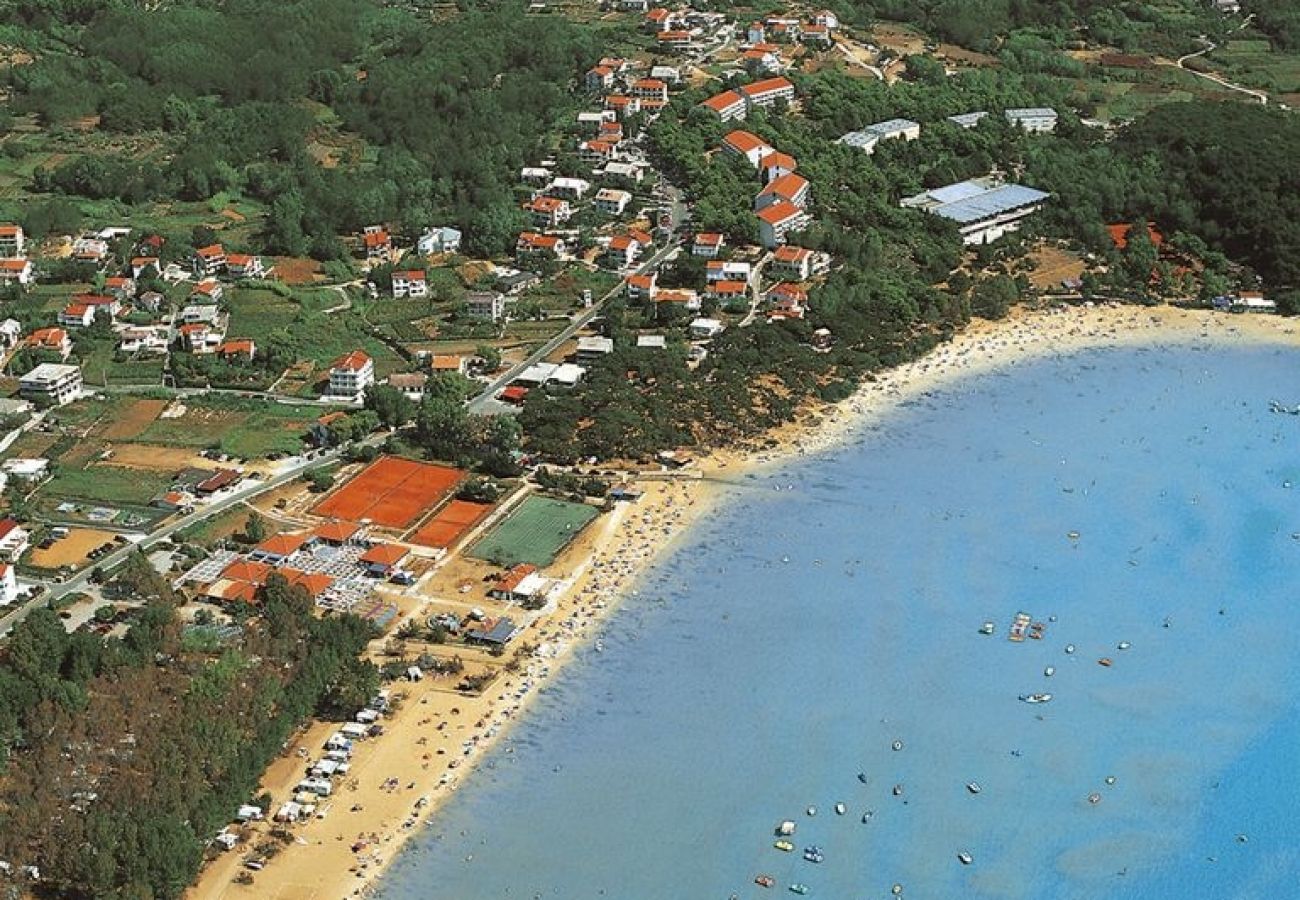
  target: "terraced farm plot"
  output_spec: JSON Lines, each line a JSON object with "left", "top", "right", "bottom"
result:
{"left": 467, "top": 496, "right": 598, "bottom": 567}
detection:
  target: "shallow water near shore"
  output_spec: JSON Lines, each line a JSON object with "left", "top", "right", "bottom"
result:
{"left": 375, "top": 342, "right": 1300, "bottom": 899}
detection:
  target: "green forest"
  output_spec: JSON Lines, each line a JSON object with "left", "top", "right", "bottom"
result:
{"left": 0, "top": 556, "right": 376, "bottom": 899}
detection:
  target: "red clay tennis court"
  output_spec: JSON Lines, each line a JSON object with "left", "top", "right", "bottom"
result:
{"left": 313, "top": 456, "right": 465, "bottom": 529}
{"left": 409, "top": 499, "right": 492, "bottom": 549}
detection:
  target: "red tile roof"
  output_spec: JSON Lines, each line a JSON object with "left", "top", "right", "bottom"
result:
{"left": 360, "top": 543, "right": 409, "bottom": 567}
{"left": 702, "top": 90, "right": 744, "bottom": 112}
{"left": 759, "top": 172, "right": 810, "bottom": 200}
{"left": 222, "top": 559, "right": 274, "bottom": 585}
{"left": 254, "top": 532, "right": 310, "bottom": 557}
{"left": 740, "top": 76, "right": 794, "bottom": 98}
{"left": 722, "top": 129, "right": 771, "bottom": 155}
{"left": 756, "top": 201, "right": 806, "bottom": 225}
{"left": 494, "top": 563, "right": 538, "bottom": 592}
{"left": 331, "top": 350, "right": 372, "bottom": 371}
{"left": 195, "top": 243, "right": 224, "bottom": 259}
{"left": 312, "top": 521, "right": 360, "bottom": 544}
{"left": 773, "top": 245, "right": 812, "bottom": 263}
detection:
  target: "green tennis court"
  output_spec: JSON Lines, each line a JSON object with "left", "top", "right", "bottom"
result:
{"left": 468, "top": 496, "right": 599, "bottom": 567}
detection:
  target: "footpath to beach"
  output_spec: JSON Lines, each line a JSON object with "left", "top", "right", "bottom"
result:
{"left": 185, "top": 302, "right": 1300, "bottom": 900}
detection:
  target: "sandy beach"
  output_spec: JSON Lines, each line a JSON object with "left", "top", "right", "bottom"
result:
{"left": 184, "top": 301, "right": 1300, "bottom": 900}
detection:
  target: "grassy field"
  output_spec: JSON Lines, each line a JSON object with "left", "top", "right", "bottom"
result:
{"left": 136, "top": 396, "right": 320, "bottom": 457}
{"left": 468, "top": 495, "right": 599, "bottom": 567}
{"left": 41, "top": 463, "right": 173, "bottom": 507}
{"left": 1206, "top": 38, "right": 1300, "bottom": 93}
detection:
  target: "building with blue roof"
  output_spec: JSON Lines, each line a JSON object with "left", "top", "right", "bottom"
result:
{"left": 901, "top": 176, "right": 1050, "bottom": 245}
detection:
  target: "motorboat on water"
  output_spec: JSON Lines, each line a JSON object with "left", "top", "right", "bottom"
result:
{"left": 1098, "top": 658, "right": 1113, "bottom": 667}
{"left": 892, "top": 740, "right": 903, "bottom": 751}
{"left": 892, "top": 784, "right": 904, "bottom": 796}
{"left": 802, "top": 846, "right": 825, "bottom": 863}
{"left": 1118, "top": 641, "right": 1131, "bottom": 650}
{"left": 861, "top": 810, "right": 874, "bottom": 823}
{"left": 958, "top": 851, "right": 974, "bottom": 865}
{"left": 1065, "top": 644, "right": 1075, "bottom": 654}
{"left": 834, "top": 803, "right": 846, "bottom": 815}
{"left": 789, "top": 885, "right": 809, "bottom": 895}
{"left": 979, "top": 621, "right": 995, "bottom": 635}
{"left": 966, "top": 782, "right": 981, "bottom": 795}
{"left": 1044, "top": 666, "right": 1055, "bottom": 677}
{"left": 774, "top": 840, "right": 794, "bottom": 852}
{"left": 857, "top": 772, "right": 869, "bottom": 784}
{"left": 1009, "top": 612, "right": 1032, "bottom": 642}
{"left": 1019, "top": 693, "right": 1052, "bottom": 704}
{"left": 777, "top": 821, "right": 796, "bottom": 836}
{"left": 805, "top": 806, "right": 816, "bottom": 817}
{"left": 755, "top": 875, "right": 775, "bottom": 888}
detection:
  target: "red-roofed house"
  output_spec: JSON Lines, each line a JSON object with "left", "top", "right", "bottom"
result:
{"left": 392, "top": 270, "right": 429, "bottom": 298}
{"left": 771, "top": 245, "right": 828, "bottom": 280}
{"left": 706, "top": 279, "right": 748, "bottom": 301}
{"left": 222, "top": 559, "right": 274, "bottom": 585}
{"left": 0, "top": 224, "right": 24, "bottom": 258}
{"left": 362, "top": 226, "right": 392, "bottom": 259}
{"left": 604, "top": 95, "right": 642, "bottom": 119}
{"left": 702, "top": 90, "right": 747, "bottom": 122}
{"left": 740, "top": 76, "right": 795, "bottom": 109}
{"left": 193, "top": 244, "right": 226, "bottom": 276}
{"left": 516, "top": 232, "right": 566, "bottom": 258}
{"left": 28, "top": 327, "right": 71, "bottom": 359}
{"left": 801, "top": 23, "right": 832, "bottom": 46}
{"left": 58, "top": 304, "right": 95, "bottom": 329}
{"left": 249, "top": 531, "right": 311, "bottom": 564}
{"left": 605, "top": 234, "right": 643, "bottom": 268}
{"left": 218, "top": 339, "right": 257, "bottom": 362}
{"left": 279, "top": 568, "right": 335, "bottom": 599}
{"left": 103, "top": 275, "right": 135, "bottom": 300}
{"left": 0, "top": 518, "right": 30, "bottom": 562}
{"left": 329, "top": 350, "right": 375, "bottom": 399}
{"left": 178, "top": 322, "right": 223, "bottom": 354}
{"left": 130, "top": 256, "right": 161, "bottom": 279}
{"left": 759, "top": 151, "right": 799, "bottom": 184}
{"left": 644, "top": 7, "right": 675, "bottom": 31}
{"left": 488, "top": 563, "right": 545, "bottom": 603}
{"left": 360, "top": 543, "right": 409, "bottom": 576}
{"left": 625, "top": 273, "right": 657, "bottom": 301}
{"left": 579, "top": 139, "right": 617, "bottom": 164}
{"left": 524, "top": 195, "right": 572, "bottom": 228}
{"left": 586, "top": 65, "right": 615, "bottom": 92}
{"left": 755, "top": 173, "right": 811, "bottom": 211}
{"left": 630, "top": 78, "right": 669, "bottom": 104}
{"left": 226, "top": 253, "right": 266, "bottom": 279}
{"left": 312, "top": 521, "right": 361, "bottom": 546}
{"left": 692, "top": 233, "right": 725, "bottom": 258}
{"left": 757, "top": 201, "right": 811, "bottom": 248}
{"left": 721, "top": 129, "right": 774, "bottom": 167}
{"left": 0, "top": 258, "right": 33, "bottom": 286}
{"left": 656, "top": 29, "right": 692, "bottom": 48}
{"left": 191, "top": 278, "right": 224, "bottom": 303}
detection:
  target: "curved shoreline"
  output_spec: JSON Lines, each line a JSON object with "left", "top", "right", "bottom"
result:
{"left": 184, "top": 302, "right": 1299, "bottom": 900}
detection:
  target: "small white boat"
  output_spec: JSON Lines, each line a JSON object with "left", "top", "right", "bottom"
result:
{"left": 966, "top": 782, "right": 981, "bottom": 795}
{"left": 1019, "top": 693, "right": 1053, "bottom": 704}
{"left": 834, "top": 803, "right": 846, "bottom": 816}
{"left": 806, "top": 806, "right": 816, "bottom": 817}
{"left": 1117, "top": 641, "right": 1131, "bottom": 650}
{"left": 891, "top": 740, "right": 903, "bottom": 752}
{"left": 958, "top": 851, "right": 973, "bottom": 865}
{"left": 892, "top": 784, "right": 904, "bottom": 796}
{"left": 1044, "top": 666, "right": 1055, "bottom": 677}
{"left": 1088, "top": 792, "right": 1101, "bottom": 805}
{"left": 1065, "top": 644, "right": 1076, "bottom": 654}
{"left": 861, "top": 811, "right": 874, "bottom": 823}
{"left": 1104, "top": 776, "right": 1116, "bottom": 786}
{"left": 979, "top": 621, "right": 995, "bottom": 635}
{"left": 777, "top": 820, "right": 796, "bottom": 836}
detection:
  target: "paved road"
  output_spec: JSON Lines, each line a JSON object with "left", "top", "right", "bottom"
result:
{"left": 1172, "top": 18, "right": 1268, "bottom": 105}
{"left": 467, "top": 238, "right": 682, "bottom": 414}
{"left": 0, "top": 447, "right": 354, "bottom": 637}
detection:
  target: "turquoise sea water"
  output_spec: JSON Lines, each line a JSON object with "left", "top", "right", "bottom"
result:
{"left": 376, "top": 342, "right": 1300, "bottom": 900}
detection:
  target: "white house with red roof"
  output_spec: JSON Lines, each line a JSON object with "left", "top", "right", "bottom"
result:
{"left": 0, "top": 562, "right": 17, "bottom": 606}
{"left": 28, "top": 327, "right": 71, "bottom": 359}
{"left": 0, "top": 258, "right": 32, "bottom": 286}
{"left": 656, "top": 29, "right": 692, "bottom": 48}
{"left": 329, "top": 350, "right": 375, "bottom": 399}
{"left": 585, "top": 65, "right": 615, "bottom": 92}
{"left": 759, "top": 151, "right": 798, "bottom": 184}
{"left": 604, "top": 233, "right": 643, "bottom": 268}
{"left": 226, "top": 253, "right": 266, "bottom": 279}
{"left": 524, "top": 195, "right": 572, "bottom": 228}
{"left": 218, "top": 339, "right": 257, "bottom": 362}
{"left": 630, "top": 78, "right": 669, "bottom": 104}
{"left": 721, "top": 129, "right": 774, "bottom": 168}
{"left": 644, "top": 7, "right": 675, "bottom": 31}
{"left": 742, "top": 47, "right": 784, "bottom": 75}
{"left": 771, "top": 245, "right": 829, "bottom": 280}
{"left": 801, "top": 23, "right": 832, "bottom": 46}
{"left": 757, "top": 201, "right": 811, "bottom": 248}
{"left": 362, "top": 226, "right": 392, "bottom": 259}
{"left": 130, "top": 256, "right": 161, "bottom": 279}
{"left": 705, "top": 259, "right": 752, "bottom": 283}
{"left": 391, "top": 270, "right": 429, "bottom": 299}
{"left": 193, "top": 243, "right": 226, "bottom": 276}
{"left": 624, "top": 273, "right": 657, "bottom": 301}
{"left": 516, "top": 232, "right": 566, "bottom": 258}
{"left": 0, "top": 519, "right": 29, "bottom": 563}
{"left": 191, "top": 278, "right": 224, "bottom": 303}
{"left": 58, "top": 303, "right": 95, "bottom": 329}
{"left": 701, "top": 90, "right": 747, "bottom": 122}
{"left": 103, "top": 275, "right": 135, "bottom": 300}
{"left": 755, "top": 173, "right": 811, "bottom": 211}
{"left": 0, "top": 224, "right": 24, "bottom": 258}
{"left": 604, "top": 95, "right": 642, "bottom": 118}
{"left": 692, "top": 233, "right": 725, "bottom": 258}
{"left": 579, "top": 139, "right": 618, "bottom": 164}
{"left": 740, "top": 76, "right": 795, "bottom": 110}
{"left": 593, "top": 188, "right": 633, "bottom": 216}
